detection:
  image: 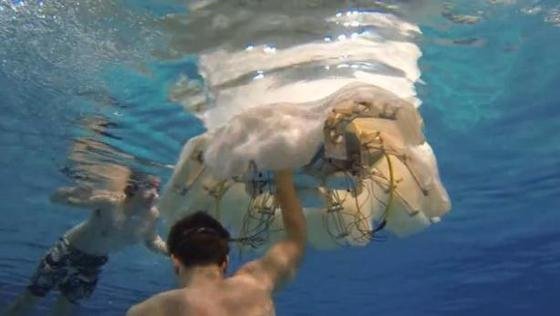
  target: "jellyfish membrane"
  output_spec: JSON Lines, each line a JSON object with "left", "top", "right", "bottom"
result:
{"left": 158, "top": 83, "right": 451, "bottom": 250}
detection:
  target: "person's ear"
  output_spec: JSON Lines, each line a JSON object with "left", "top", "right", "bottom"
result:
{"left": 220, "top": 255, "right": 229, "bottom": 274}
{"left": 171, "top": 254, "right": 182, "bottom": 275}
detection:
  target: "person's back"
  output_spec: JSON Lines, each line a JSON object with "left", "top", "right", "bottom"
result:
{"left": 127, "top": 170, "right": 306, "bottom": 316}
{"left": 146, "top": 274, "right": 274, "bottom": 316}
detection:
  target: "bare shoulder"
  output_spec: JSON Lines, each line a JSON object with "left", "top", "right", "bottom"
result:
{"left": 95, "top": 192, "right": 124, "bottom": 212}
{"left": 233, "top": 239, "right": 303, "bottom": 293}
{"left": 96, "top": 190, "right": 123, "bottom": 206}
{"left": 231, "top": 262, "right": 274, "bottom": 291}
{"left": 149, "top": 206, "right": 160, "bottom": 219}
{"left": 127, "top": 290, "right": 184, "bottom": 316}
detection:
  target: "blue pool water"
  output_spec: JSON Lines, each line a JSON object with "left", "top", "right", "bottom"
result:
{"left": 1, "top": 1, "right": 560, "bottom": 315}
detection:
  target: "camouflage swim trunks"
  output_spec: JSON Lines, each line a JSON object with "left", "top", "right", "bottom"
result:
{"left": 27, "top": 237, "right": 108, "bottom": 303}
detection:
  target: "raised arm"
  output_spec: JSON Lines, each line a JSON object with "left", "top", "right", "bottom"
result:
{"left": 50, "top": 186, "right": 115, "bottom": 209}
{"left": 236, "top": 170, "right": 307, "bottom": 291}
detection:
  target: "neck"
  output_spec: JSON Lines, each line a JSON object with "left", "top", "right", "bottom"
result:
{"left": 179, "top": 265, "right": 224, "bottom": 288}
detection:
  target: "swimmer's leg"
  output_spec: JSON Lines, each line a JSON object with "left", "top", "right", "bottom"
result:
{"left": 50, "top": 296, "right": 74, "bottom": 316}
{"left": 3, "top": 290, "right": 41, "bottom": 316}
{"left": 51, "top": 248, "right": 106, "bottom": 316}
{"left": 4, "top": 238, "right": 71, "bottom": 316}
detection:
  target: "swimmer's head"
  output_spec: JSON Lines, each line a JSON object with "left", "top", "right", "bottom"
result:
{"left": 124, "top": 171, "right": 160, "bottom": 206}
{"left": 167, "top": 211, "right": 230, "bottom": 274}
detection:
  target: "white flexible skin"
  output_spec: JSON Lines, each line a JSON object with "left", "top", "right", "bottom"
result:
{"left": 159, "top": 84, "right": 451, "bottom": 249}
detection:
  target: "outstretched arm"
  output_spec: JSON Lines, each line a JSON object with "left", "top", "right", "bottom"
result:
{"left": 50, "top": 186, "right": 115, "bottom": 209}
{"left": 145, "top": 235, "right": 168, "bottom": 256}
{"left": 236, "top": 170, "right": 307, "bottom": 291}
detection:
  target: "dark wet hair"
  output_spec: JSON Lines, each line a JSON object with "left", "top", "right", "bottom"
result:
{"left": 124, "top": 171, "right": 160, "bottom": 198}
{"left": 167, "top": 211, "right": 230, "bottom": 268}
